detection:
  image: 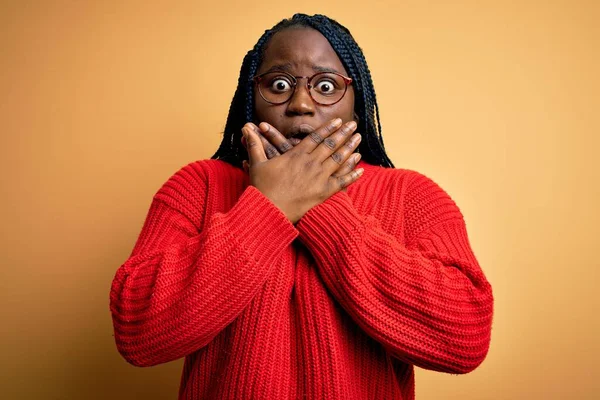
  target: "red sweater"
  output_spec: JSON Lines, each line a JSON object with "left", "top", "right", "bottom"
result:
{"left": 110, "top": 159, "right": 493, "bottom": 399}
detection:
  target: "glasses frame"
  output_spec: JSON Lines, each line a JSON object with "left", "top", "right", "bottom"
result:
{"left": 253, "top": 70, "right": 353, "bottom": 106}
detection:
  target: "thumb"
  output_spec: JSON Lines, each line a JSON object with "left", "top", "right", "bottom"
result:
{"left": 244, "top": 128, "right": 267, "bottom": 165}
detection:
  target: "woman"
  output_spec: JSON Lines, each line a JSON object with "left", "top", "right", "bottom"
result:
{"left": 110, "top": 14, "right": 494, "bottom": 399}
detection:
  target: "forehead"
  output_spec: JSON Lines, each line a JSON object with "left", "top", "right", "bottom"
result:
{"left": 259, "top": 27, "right": 347, "bottom": 75}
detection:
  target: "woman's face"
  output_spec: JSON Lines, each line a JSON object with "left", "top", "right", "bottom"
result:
{"left": 254, "top": 27, "right": 355, "bottom": 139}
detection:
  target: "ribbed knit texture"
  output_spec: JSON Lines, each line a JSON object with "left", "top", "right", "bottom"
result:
{"left": 110, "top": 159, "right": 493, "bottom": 400}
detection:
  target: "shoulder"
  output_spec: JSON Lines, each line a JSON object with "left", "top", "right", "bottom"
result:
{"left": 153, "top": 159, "right": 241, "bottom": 212}
{"left": 402, "top": 169, "right": 464, "bottom": 242}
{"left": 360, "top": 162, "right": 464, "bottom": 239}
{"left": 359, "top": 162, "right": 446, "bottom": 198}
{"left": 362, "top": 163, "right": 457, "bottom": 204}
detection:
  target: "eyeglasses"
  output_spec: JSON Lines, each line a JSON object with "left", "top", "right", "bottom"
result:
{"left": 253, "top": 71, "right": 353, "bottom": 106}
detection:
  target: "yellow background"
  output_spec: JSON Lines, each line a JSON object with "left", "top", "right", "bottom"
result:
{"left": 1, "top": 1, "right": 598, "bottom": 399}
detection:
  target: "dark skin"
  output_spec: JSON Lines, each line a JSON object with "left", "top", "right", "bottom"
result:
{"left": 241, "top": 27, "right": 363, "bottom": 224}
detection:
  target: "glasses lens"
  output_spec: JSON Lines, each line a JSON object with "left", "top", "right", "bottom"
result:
{"left": 256, "top": 72, "right": 349, "bottom": 105}
{"left": 257, "top": 72, "right": 295, "bottom": 104}
{"left": 309, "top": 73, "right": 348, "bottom": 105}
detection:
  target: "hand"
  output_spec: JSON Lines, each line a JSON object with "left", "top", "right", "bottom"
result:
{"left": 241, "top": 121, "right": 362, "bottom": 187}
{"left": 242, "top": 118, "right": 364, "bottom": 224}
{"left": 241, "top": 122, "right": 294, "bottom": 165}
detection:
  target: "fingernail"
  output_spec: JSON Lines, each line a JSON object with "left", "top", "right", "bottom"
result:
{"left": 354, "top": 153, "right": 362, "bottom": 163}
{"left": 259, "top": 122, "right": 269, "bottom": 132}
{"left": 333, "top": 118, "right": 342, "bottom": 126}
{"left": 357, "top": 168, "right": 364, "bottom": 175}
{"left": 348, "top": 121, "right": 357, "bottom": 130}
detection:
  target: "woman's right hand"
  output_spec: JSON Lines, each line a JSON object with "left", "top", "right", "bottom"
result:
{"left": 242, "top": 118, "right": 363, "bottom": 224}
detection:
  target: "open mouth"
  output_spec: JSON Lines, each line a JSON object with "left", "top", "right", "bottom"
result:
{"left": 287, "top": 124, "right": 315, "bottom": 145}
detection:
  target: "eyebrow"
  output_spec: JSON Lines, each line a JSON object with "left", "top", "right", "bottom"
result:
{"left": 263, "top": 63, "right": 342, "bottom": 75}
{"left": 312, "top": 65, "right": 341, "bottom": 74}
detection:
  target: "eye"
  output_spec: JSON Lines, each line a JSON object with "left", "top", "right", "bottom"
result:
{"left": 314, "top": 79, "right": 338, "bottom": 94}
{"left": 269, "top": 78, "right": 293, "bottom": 93}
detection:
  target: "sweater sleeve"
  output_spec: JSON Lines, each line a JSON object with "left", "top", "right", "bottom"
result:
{"left": 295, "top": 171, "right": 493, "bottom": 374}
{"left": 110, "top": 163, "right": 298, "bottom": 367}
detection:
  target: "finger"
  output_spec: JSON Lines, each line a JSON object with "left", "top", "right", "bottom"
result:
{"left": 258, "top": 122, "right": 293, "bottom": 154}
{"left": 328, "top": 167, "right": 364, "bottom": 194}
{"left": 244, "top": 127, "right": 267, "bottom": 165}
{"left": 242, "top": 160, "right": 249, "bottom": 174}
{"left": 311, "top": 121, "right": 358, "bottom": 163}
{"left": 322, "top": 131, "right": 361, "bottom": 173}
{"left": 332, "top": 153, "right": 361, "bottom": 178}
{"left": 258, "top": 131, "right": 280, "bottom": 159}
{"left": 243, "top": 123, "right": 279, "bottom": 159}
{"left": 294, "top": 118, "right": 343, "bottom": 153}
{"left": 242, "top": 123, "right": 257, "bottom": 149}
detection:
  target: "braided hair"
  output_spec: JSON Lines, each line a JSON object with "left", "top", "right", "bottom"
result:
{"left": 211, "top": 13, "right": 395, "bottom": 168}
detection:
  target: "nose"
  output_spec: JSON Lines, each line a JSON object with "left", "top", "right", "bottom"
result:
{"left": 286, "top": 78, "right": 315, "bottom": 116}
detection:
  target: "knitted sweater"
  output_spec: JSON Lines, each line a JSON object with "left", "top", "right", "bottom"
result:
{"left": 110, "top": 159, "right": 494, "bottom": 400}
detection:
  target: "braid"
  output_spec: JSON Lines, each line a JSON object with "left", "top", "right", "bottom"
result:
{"left": 211, "top": 14, "right": 395, "bottom": 168}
